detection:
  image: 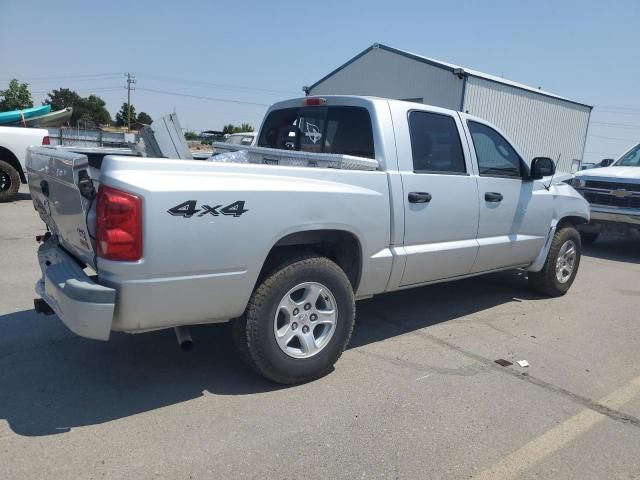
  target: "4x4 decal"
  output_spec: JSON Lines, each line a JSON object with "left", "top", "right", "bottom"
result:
{"left": 168, "top": 200, "right": 248, "bottom": 218}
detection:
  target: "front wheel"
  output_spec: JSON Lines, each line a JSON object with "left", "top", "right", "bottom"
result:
{"left": 0, "top": 160, "right": 20, "bottom": 203}
{"left": 528, "top": 225, "right": 581, "bottom": 297}
{"left": 232, "top": 256, "right": 355, "bottom": 384}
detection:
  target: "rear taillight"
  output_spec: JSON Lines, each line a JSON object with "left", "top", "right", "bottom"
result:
{"left": 42, "top": 136, "right": 50, "bottom": 145}
{"left": 303, "top": 97, "right": 327, "bottom": 106}
{"left": 96, "top": 185, "right": 142, "bottom": 261}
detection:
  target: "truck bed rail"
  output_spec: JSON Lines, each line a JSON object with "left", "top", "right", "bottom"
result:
{"left": 210, "top": 143, "right": 379, "bottom": 171}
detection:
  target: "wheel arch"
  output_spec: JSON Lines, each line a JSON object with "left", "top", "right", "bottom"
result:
{"left": 557, "top": 215, "right": 589, "bottom": 229}
{"left": 258, "top": 229, "right": 363, "bottom": 293}
{"left": 0, "top": 146, "right": 26, "bottom": 183}
{"left": 529, "top": 215, "right": 588, "bottom": 272}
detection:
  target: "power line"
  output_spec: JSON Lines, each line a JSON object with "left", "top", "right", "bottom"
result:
{"left": 138, "top": 73, "right": 299, "bottom": 97}
{"left": 31, "top": 86, "right": 122, "bottom": 95}
{"left": 593, "top": 109, "right": 640, "bottom": 116}
{"left": 588, "top": 134, "right": 639, "bottom": 142}
{"left": 136, "top": 87, "right": 269, "bottom": 107}
{"left": 585, "top": 150, "right": 619, "bottom": 155}
{"left": 591, "top": 121, "right": 640, "bottom": 129}
{"left": 594, "top": 105, "right": 640, "bottom": 112}
{"left": 0, "top": 73, "right": 122, "bottom": 82}
{"left": 18, "top": 77, "right": 126, "bottom": 86}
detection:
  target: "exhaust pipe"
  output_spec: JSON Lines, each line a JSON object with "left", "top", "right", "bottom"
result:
{"left": 174, "top": 326, "right": 193, "bottom": 351}
{"left": 34, "top": 298, "right": 54, "bottom": 315}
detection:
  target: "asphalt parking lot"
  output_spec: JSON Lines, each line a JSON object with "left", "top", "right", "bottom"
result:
{"left": 1, "top": 186, "right": 639, "bottom": 479}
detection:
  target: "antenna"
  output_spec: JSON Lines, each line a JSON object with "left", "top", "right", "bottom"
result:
{"left": 544, "top": 153, "right": 561, "bottom": 190}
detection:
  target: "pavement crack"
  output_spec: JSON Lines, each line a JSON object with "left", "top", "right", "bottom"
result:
{"left": 420, "top": 331, "right": 640, "bottom": 429}
{"left": 357, "top": 313, "right": 640, "bottom": 429}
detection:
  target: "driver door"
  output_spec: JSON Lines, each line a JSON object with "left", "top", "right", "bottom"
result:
{"left": 466, "top": 120, "right": 553, "bottom": 272}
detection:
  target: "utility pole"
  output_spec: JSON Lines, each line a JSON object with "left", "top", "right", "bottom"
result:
{"left": 124, "top": 72, "right": 136, "bottom": 132}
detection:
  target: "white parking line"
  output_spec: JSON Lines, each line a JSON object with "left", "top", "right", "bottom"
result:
{"left": 474, "top": 375, "right": 640, "bottom": 480}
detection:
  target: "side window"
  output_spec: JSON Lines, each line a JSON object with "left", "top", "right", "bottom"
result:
{"left": 468, "top": 121, "right": 522, "bottom": 178}
{"left": 409, "top": 111, "right": 466, "bottom": 174}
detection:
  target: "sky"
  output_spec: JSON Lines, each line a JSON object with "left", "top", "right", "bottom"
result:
{"left": 1, "top": 0, "right": 639, "bottom": 163}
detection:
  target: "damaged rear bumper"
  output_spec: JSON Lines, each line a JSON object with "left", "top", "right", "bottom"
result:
{"left": 35, "top": 238, "right": 115, "bottom": 340}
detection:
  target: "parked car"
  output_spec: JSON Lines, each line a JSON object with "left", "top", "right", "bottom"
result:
{"left": 26, "top": 96, "right": 589, "bottom": 384}
{"left": 580, "top": 163, "right": 597, "bottom": 170}
{"left": 225, "top": 131, "right": 256, "bottom": 146}
{"left": 0, "top": 126, "right": 48, "bottom": 201}
{"left": 571, "top": 143, "right": 640, "bottom": 243}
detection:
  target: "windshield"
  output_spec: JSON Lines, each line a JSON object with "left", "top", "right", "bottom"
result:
{"left": 616, "top": 143, "right": 640, "bottom": 166}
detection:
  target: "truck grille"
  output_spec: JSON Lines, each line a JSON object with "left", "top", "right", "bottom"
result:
{"left": 582, "top": 189, "right": 640, "bottom": 209}
{"left": 584, "top": 180, "right": 640, "bottom": 192}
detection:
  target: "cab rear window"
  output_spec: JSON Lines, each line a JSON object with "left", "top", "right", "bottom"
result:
{"left": 258, "top": 106, "right": 375, "bottom": 159}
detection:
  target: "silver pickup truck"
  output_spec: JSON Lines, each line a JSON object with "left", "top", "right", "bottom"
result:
{"left": 26, "top": 96, "right": 589, "bottom": 384}
{"left": 571, "top": 143, "right": 640, "bottom": 243}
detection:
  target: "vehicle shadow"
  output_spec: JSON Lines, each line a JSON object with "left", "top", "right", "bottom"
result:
{"left": 0, "top": 270, "right": 540, "bottom": 437}
{"left": 582, "top": 234, "right": 640, "bottom": 264}
{"left": 11, "top": 192, "right": 32, "bottom": 202}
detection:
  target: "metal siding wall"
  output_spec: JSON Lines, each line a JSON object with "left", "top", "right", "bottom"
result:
{"left": 463, "top": 76, "right": 591, "bottom": 172}
{"left": 310, "top": 48, "right": 464, "bottom": 110}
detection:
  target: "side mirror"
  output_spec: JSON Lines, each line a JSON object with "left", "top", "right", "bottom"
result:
{"left": 599, "top": 158, "right": 614, "bottom": 167}
{"left": 531, "top": 157, "right": 556, "bottom": 180}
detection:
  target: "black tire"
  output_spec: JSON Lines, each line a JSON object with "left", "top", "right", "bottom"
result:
{"left": 580, "top": 231, "right": 599, "bottom": 245}
{"left": 234, "top": 256, "right": 355, "bottom": 384}
{"left": 229, "top": 316, "right": 251, "bottom": 366}
{"left": 529, "top": 225, "right": 581, "bottom": 297}
{"left": 0, "top": 160, "right": 20, "bottom": 203}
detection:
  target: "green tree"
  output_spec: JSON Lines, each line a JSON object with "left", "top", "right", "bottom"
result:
{"left": 74, "top": 95, "right": 112, "bottom": 126}
{"left": 115, "top": 102, "right": 137, "bottom": 127}
{"left": 0, "top": 79, "right": 33, "bottom": 111}
{"left": 222, "top": 124, "right": 236, "bottom": 135}
{"left": 184, "top": 130, "right": 199, "bottom": 141}
{"left": 137, "top": 111, "right": 152, "bottom": 125}
{"left": 43, "top": 88, "right": 81, "bottom": 112}
{"left": 222, "top": 123, "right": 254, "bottom": 134}
{"left": 42, "top": 88, "right": 110, "bottom": 126}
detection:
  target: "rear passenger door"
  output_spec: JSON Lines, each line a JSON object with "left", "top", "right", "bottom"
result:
{"left": 390, "top": 105, "right": 480, "bottom": 286}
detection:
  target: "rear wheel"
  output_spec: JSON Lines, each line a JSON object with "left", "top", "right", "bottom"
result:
{"left": 580, "top": 231, "right": 599, "bottom": 245}
{"left": 529, "top": 225, "right": 581, "bottom": 297}
{"left": 0, "top": 160, "right": 20, "bottom": 202}
{"left": 232, "top": 256, "right": 355, "bottom": 384}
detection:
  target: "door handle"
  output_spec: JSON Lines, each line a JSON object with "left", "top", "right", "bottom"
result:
{"left": 40, "top": 179, "right": 50, "bottom": 198}
{"left": 484, "top": 192, "right": 503, "bottom": 202}
{"left": 408, "top": 191, "right": 432, "bottom": 203}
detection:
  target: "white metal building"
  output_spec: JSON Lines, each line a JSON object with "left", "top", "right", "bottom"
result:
{"left": 308, "top": 43, "right": 592, "bottom": 172}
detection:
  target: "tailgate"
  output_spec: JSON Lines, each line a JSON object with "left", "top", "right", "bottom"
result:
{"left": 26, "top": 147, "right": 97, "bottom": 268}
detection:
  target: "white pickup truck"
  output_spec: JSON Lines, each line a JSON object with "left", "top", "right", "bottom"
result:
{"left": 571, "top": 143, "right": 640, "bottom": 243}
{"left": 26, "top": 96, "right": 589, "bottom": 384}
{"left": 0, "top": 126, "right": 49, "bottom": 201}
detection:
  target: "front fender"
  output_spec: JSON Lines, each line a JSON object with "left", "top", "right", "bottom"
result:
{"left": 528, "top": 183, "right": 589, "bottom": 272}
